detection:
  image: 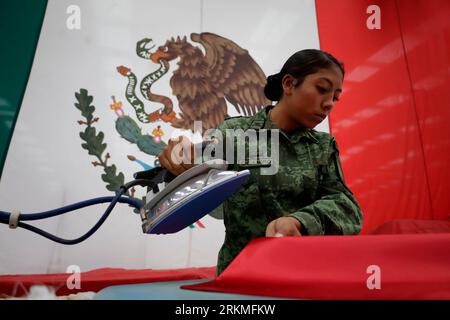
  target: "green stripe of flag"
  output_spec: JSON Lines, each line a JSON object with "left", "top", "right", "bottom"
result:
{"left": 0, "top": 0, "right": 48, "bottom": 179}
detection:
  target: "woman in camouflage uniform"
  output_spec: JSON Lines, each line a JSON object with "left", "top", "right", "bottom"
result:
{"left": 159, "top": 49, "right": 363, "bottom": 275}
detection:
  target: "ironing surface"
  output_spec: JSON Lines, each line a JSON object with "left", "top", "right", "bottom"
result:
{"left": 94, "top": 279, "right": 279, "bottom": 300}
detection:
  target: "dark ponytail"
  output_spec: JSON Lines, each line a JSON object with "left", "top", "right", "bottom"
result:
{"left": 264, "top": 49, "right": 345, "bottom": 101}
{"left": 264, "top": 74, "right": 283, "bottom": 101}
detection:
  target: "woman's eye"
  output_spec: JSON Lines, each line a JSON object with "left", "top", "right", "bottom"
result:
{"left": 333, "top": 97, "right": 340, "bottom": 102}
{"left": 317, "top": 86, "right": 328, "bottom": 94}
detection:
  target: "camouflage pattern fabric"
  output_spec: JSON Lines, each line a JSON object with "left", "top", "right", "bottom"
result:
{"left": 207, "top": 105, "right": 363, "bottom": 275}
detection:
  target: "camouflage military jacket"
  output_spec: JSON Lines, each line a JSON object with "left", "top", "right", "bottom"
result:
{"left": 211, "top": 105, "right": 363, "bottom": 275}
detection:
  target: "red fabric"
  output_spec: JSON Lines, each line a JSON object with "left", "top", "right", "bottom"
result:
{"left": 182, "top": 235, "right": 450, "bottom": 299}
{"left": 0, "top": 266, "right": 216, "bottom": 297}
{"left": 370, "top": 219, "right": 450, "bottom": 235}
{"left": 315, "top": 0, "right": 450, "bottom": 233}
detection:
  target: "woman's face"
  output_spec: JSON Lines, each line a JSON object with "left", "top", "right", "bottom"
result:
{"left": 282, "top": 65, "right": 343, "bottom": 129}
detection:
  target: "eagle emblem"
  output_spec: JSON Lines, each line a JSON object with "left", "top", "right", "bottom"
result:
{"left": 117, "top": 32, "right": 270, "bottom": 131}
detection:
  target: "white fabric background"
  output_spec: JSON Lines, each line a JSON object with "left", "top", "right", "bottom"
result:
{"left": 0, "top": 0, "right": 324, "bottom": 274}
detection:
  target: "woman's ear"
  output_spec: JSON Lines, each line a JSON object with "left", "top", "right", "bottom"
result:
{"left": 281, "top": 74, "right": 296, "bottom": 96}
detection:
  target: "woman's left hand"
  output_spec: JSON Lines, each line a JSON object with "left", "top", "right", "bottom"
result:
{"left": 265, "top": 217, "right": 302, "bottom": 237}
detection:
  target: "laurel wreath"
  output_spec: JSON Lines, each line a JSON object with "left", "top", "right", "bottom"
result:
{"left": 74, "top": 88, "right": 144, "bottom": 208}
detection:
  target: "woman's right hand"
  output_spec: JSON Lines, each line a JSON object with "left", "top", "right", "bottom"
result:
{"left": 265, "top": 217, "right": 303, "bottom": 237}
{"left": 158, "top": 136, "right": 196, "bottom": 176}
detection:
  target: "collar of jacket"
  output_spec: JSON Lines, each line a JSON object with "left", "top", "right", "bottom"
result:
{"left": 247, "top": 105, "right": 319, "bottom": 144}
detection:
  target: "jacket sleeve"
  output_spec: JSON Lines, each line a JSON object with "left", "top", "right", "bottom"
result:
{"left": 288, "top": 138, "right": 363, "bottom": 235}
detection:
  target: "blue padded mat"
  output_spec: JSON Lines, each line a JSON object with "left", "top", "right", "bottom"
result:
{"left": 95, "top": 279, "right": 280, "bottom": 300}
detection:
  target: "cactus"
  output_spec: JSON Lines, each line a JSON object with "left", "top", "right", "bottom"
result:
{"left": 115, "top": 116, "right": 166, "bottom": 155}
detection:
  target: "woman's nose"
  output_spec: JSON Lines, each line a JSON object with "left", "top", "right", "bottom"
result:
{"left": 322, "top": 98, "right": 334, "bottom": 112}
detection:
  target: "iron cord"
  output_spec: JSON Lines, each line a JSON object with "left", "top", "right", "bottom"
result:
{"left": 0, "top": 179, "right": 149, "bottom": 245}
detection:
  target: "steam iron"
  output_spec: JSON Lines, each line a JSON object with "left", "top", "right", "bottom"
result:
{"left": 136, "top": 159, "right": 250, "bottom": 234}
